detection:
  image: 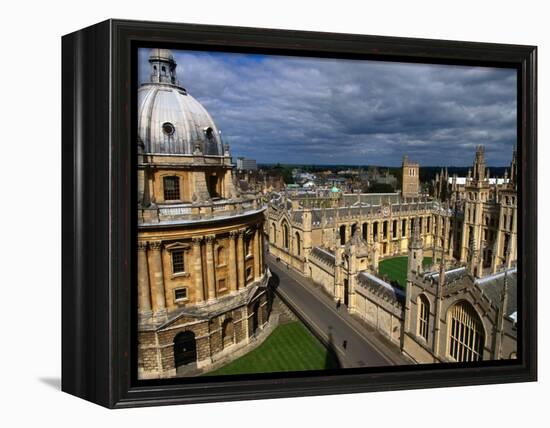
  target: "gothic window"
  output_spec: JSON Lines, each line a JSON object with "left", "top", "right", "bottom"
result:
{"left": 340, "top": 225, "right": 346, "bottom": 245}
{"left": 417, "top": 295, "right": 430, "bottom": 341}
{"left": 283, "top": 223, "right": 289, "bottom": 249}
{"left": 171, "top": 249, "right": 185, "bottom": 274}
{"left": 295, "top": 232, "right": 301, "bottom": 256}
{"left": 271, "top": 223, "right": 276, "bottom": 243}
{"left": 163, "top": 176, "right": 180, "bottom": 201}
{"left": 447, "top": 301, "right": 485, "bottom": 362}
{"left": 503, "top": 214, "right": 507, "bottom": 230}
{"left": 362, "top": 223, "right": 368, "bottom": 240}
{"left": 383, "top": 221, "right": 388, "bottom": 239}
{"left": 427, "top": 216, "right": 430, "bottom": 233}
{"left": 392, "top": 220, "right": 397, "bottom": 239}
{"left": 372, "top": 222, "right": 378, "bottom": 241}
{"left": 419, "top": 217, "right": 423, "bottom": 234}
{"left": 401, "top": 219, "right": 406, "bottom": 237}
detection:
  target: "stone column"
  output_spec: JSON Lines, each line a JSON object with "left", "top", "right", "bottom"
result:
{"left": 229, "top": 231, "right": 238, "bottom": 292}
{"left": 148, "top": 241, "right": 166, "bottom": 319}
{"left": 259, "top": 226, "right": 264, "bottom": 275}
{"left": 205, "top": 235, "right": 216, "bottom": 301}
{"left": 254, "top": 226, "right": 261, "bottom": 280}
{"left": 237, "top": 229, "right": 245, "bottom": 289}
{"left": 192, "top": 236, "right": 204, "bottom": 303}
{"left": 137, "top": 241, "right": 152, "bottom": 320}
{"left": 366, "top": 222, "right": 372, "bottom": 244}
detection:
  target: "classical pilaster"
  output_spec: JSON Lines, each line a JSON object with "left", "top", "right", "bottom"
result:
{"left": 192, "top": 236, "right": 204, "bottom": 303}
{"left": 237, "top": 229, "right": 245, "bottom": 289}
{"left": 137, "top": 241, "right": 152, "bottom": 320}
{"left": 229, "top": 230, "right": 238, "bottom": 292}
{"left": 148, "top": 241, "right": 166, "bottom": 319}
{"left": 259, "top": 226, "right": 265, "bottom": 275}
{"left": 254, "top": 226, "right": 261, "bottom": 280}
{"left": 205, "top": 235, "right": 216, "bottom": 301}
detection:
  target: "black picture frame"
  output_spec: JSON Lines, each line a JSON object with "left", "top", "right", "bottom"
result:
{"left": 62, "top": 19, "right": 537, "bottom": 408}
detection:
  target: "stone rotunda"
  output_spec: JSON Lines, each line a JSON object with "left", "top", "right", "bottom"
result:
{"left": 137, "top": 48, "right": 270, "bottom": 379}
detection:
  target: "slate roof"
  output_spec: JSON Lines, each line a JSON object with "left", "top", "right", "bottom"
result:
{"left": 475, "top": 268, "right": 517, "bottom": 318}
{"left": 356, "top": 271, "right": 405, "bottom": 305}
{"left": 310, "top": 246, "right": 336, "bottom": 267}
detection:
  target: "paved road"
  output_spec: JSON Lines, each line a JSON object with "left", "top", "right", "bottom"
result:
{"left": 268, "top": 256, "right": 408, "bottom": 368}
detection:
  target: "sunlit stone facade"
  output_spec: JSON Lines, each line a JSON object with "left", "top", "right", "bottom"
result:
{"left": 267, "top": 146, "right": 518, "bottom": 363}
{"left": 137, "top": 49, "right": 270, "bottom": 379}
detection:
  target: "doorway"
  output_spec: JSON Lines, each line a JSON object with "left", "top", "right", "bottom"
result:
{"left": 173, "top": 331, "right": 197, "bottom": 368}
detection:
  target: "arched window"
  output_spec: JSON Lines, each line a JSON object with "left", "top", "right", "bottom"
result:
{"left": 217, "top": 246, "right": 226, "bottom": 266}
{"left": 222, "top": 318, "right": 234, "bottom": 349}
{"left": 447, "top": 301, "right": 485, "bottom": 362}
{"left": 340, "top": 225, "right": 346, "bottom": 245}
{"left": 295, "top": 232, "right": 301, "bottom": 256}
{"left": 417, "top": 295, "right": 430, "bottom": 341}
{"left": 163, "top": 176, "right": 180, "bottom": 201}
{"left": 283, "top": 223, "right": 289, "bottom": 249}
{"left": 271, "top": 223, "right": 276, "bottom": 243}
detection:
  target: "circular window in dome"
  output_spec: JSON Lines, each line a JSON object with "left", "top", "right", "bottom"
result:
{"left": 204, "top": 126, "right": 214, "bottom": 138}
{"left": 162, "top": 122, "right": 175, "bottom": 136}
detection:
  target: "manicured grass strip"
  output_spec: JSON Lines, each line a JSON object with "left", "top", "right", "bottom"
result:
{"left": 204, "top": 321, "right": 340, "bottom": 376}
{"left": 378, "top": 256, "right": 432, "bottom": 289}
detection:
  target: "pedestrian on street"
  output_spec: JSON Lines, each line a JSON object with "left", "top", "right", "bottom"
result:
{"left": 342, "top": 340, "right": 347, "bottom": 349}
{"left": 336, "top": 299, "right": 341, "bottom": 310}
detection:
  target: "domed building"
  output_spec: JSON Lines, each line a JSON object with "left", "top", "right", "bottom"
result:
{"left": 137, "top": 49, "right": 270, "bottom": 379}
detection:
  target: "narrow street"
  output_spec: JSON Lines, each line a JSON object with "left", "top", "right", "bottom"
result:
{"left": 268, "top": 255, "right": 410, "bottom": 368}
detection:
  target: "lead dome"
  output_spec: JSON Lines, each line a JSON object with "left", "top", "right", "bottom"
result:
{"left": 137, "top": 49, "right": 224, "bottom": 156}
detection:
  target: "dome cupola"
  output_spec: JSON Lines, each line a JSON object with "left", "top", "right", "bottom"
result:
{"left": 138, "top": 49, "right": 224, "bottom": 156}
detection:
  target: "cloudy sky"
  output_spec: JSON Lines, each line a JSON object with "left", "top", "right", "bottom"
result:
{"left": 138, "top": 48, "right": 517, "bottom": 167}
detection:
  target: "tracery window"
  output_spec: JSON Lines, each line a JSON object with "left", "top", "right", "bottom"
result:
{"left": 417, "top": 295, "right": 429, "bottom": 341}
{"left": 447, "top": 301, "right": 484, "bottom": 362}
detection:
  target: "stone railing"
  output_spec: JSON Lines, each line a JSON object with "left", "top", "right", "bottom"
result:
{"left": 139, "top": 196, "right": 265, "bottom": 225}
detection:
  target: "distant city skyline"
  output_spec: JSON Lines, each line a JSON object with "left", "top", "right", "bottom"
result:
{"left": 138, "top": 48, "right": 517, "bottom": 167}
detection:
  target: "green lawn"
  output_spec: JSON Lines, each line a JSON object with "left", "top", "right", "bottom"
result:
{"left": 378, "top": 256, "right": 432, "bottom": 289}
{"left": 204, "top": 321, "right": 340, "bottom": 376}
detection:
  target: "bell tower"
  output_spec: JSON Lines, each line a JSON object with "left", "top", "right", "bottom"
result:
{"left": 402, "top": 155, "right": 420, "bottom": 198}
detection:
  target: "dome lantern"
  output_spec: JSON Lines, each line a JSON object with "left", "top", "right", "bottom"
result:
{"left": 149, "top": 48, "right": 178, "bottom": 86}
{"left": 138, "top": 48, "right": 224, "bottom": 156}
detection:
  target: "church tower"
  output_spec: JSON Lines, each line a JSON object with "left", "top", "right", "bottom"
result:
{"left": 402, "top": 155, "right": 420, "bottom": 198}
{"left": 407, "top": 216, "right": 424, "bottom": 275}
{"left": 460, "top": 145, "right": 490, "bottom": 268}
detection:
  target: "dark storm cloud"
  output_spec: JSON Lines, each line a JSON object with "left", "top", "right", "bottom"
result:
{"left": 138, "top": 49, "right": 516, "bottom": 166}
